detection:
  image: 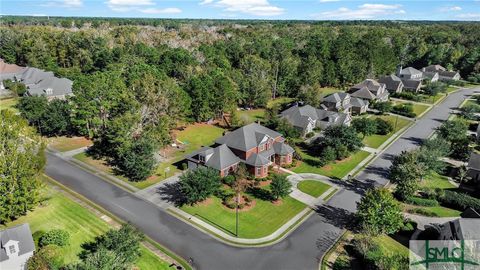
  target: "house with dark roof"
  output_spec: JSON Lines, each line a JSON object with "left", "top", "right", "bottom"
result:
{"left": 0, "top": 224, "right": 35, "bottom": 270}
{"left": 422, "top": 65, "right": 461, "bottom": 81}
{"left": 0, "top": 59, "right": 25, "bottom": 90}
{"left": 378, "top": 74, "right": 404, "bottom": 93}
{"left": 396, "top": 66, "right": 424, "bottom": 92}
{"left": 26, "top": 77, "right": 73, "bottom": 100}
{"left": 280, "top": 104, "right": 351, "bottom": 136}
{"left": 322, "top": 92, "right": 369, "bottom": 115}
{"left": 349, "top": 79, "right": 389, "bottom": 102}
{"left": 185, "top": 144, "right": 241, "bottom": 177}
{"left": 15, "top": 67, "right": 54, "bottom": 86}
{"left": 467, "top": 152, "right": 480, "bottom": 184}
{"left": 422, "top": 218, "right": 480, "bottom": 241}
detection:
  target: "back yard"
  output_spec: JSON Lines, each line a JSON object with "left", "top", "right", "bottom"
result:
{"left": 392, "top": 100, "right": 430, "bottom": 117}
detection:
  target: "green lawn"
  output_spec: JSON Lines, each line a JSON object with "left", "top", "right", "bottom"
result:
{"left": 297, "top": 180, "right": 331, "bottom": 198}
{"left": 293, "top": 150, "right": 370, "bottom": 179}
{"left": 362, "top": 115, "right": 412, "bottom": 149}
{"left": 267, "top": 97, "right": 295, "bottom": 109}
{"left": 48, "top": 136, "right": 92, "bottom": 152}
{"left": 1, "top": 183, "right": 169, "bottom": 269}
{"left": 420, "top": 172, "right": 456, "bottom": 190}
{"left": 238, "top": 109, "right": 265, "bottom": 124}
{"left": 392, "top": 100, "right": 431, "bottom": 117}
{"left": 180, "top": 196, "right": 306, "bottom": 238}
{"left": 319, "top": 87, "right": 343, "bottom": 97}
{"left": 73, "top": 123, "right": 225, "bottom": 190}
{"left": 0, "top": 97, "right": 19, "bottom": 113}
{"left": 373, "top": 235, "right": 409, "bottom": 257}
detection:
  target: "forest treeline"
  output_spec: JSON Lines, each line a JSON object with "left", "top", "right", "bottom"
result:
{"left": 2, "top": 19, "right": 480, "bottom": 180}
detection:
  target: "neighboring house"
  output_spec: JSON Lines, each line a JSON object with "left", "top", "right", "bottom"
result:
{"left": 0, "top": 59, "right": 25, "bottom": 90}
{"left": 186, "top": 144, "right": 241, "bottom": 177}
{"left": 280, "top": 104, "right": 351, "bottom": 136}
{"left": 378, "top": 74, "right": 404, "bottom": 93}
{"left": 422, "top": 65, "right": 461, "bottom": 81}
{"left": 15, "top": 67, "right": 54, "bottom": 86}
{"left": 0, "top": 224, "right": 35, "bottom": 270}
{"left": 349, "top": 79, "right": 389, "bottom": 102}
{"left": 26, "top": 77, "right": 73, "bottom": 100}
{"left": 322, "top": 92, "right": 369, "bottom": 115}
{"left": 424, "top": 218, "right": 479, "bottom": 241}
{"left": 212, "top": 123, "right": 294, "bottom": 178}
{"left": 396, "top": 66, "right": 423, "bottom": 92}
{"left": 467, "top": 152, "right": 480, "bottom": 183}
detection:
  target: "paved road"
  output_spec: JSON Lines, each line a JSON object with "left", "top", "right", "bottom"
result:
{"left": 45, "top": 86, "right": 478, "bottom": 270}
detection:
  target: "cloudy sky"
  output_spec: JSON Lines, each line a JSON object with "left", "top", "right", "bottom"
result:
{"left": 2, "top": 0, "right": 480, "bottom": 20}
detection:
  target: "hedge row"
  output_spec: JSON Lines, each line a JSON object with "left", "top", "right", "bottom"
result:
{"left": 438, "top": 190, "right": 480, "bottom": 212}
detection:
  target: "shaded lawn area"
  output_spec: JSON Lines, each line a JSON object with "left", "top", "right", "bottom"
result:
{"left": 392, "top": 100, "right": 430, "bottom": 117}
{"left": 238, "top": 109, "right": 265, "bottom": 124}
{"left": 267, "top": 97, "right": 295, "bottom": 109}
{"left": 74, "top": 123, "right": 225, "bottom": 189}
{"left": 1, "top": 183, "right": 169, "bottom": 269}
{"left": 297, "top": 180, "right": 331, "bottom": 198}
{"left": 362, "top": 115, "right": 412, "bottom": 149}
{"left": 293, "top": 150, "right": 370, "bottom": 179}
{"left": 0, "top": 97, "right": 19, "bottom": 113}
{"left": 420, "top": 172, "right": 456, "bottom": 190}
{"left": 48, "top": 136, "right": 92, "bottom": 152}
{"left": 180, "top": 196, "right": 306, "bottom": 239}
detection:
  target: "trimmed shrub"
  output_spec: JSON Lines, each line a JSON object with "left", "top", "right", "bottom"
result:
{"left": 405, "top": 196, "right": 439, "bottom": 207}
{"left": 407, "top": 208, "right": 439, "bottom": 217}
{"left": 438, "top": 190, "right": 480, "bottom": 212}
{"left": 39, "top": 229, "right": 70, "bottom": 247}
{"left": 32, "top": 230, "right": 45, "bottom": 247}
{"left": 305, "top": 132, "right": 315, "bottom": 138}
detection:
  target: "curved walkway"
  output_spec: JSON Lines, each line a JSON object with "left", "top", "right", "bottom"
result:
{"left": 287, "top": 173, "right": 340, "bottom": 207}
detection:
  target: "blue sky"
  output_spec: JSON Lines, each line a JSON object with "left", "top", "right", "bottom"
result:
{"left": 1, "top": 0, "right": 480, "bottom": 20}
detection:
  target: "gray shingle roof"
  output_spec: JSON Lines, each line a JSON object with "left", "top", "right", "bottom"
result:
{"left": 186, "top": 144, "right": 240, "bottom": 171}
{"left": 273, "top": 142, "right": 294, "bottom": 155}
{"left": 468, "top": 152, "right": 480, "bottom": 171}
{"left": 350, "top": 87, "right": 376, "bottom": 100}
{"left": 423, "top": 65, "right": 446, "bottom": 72}
{"left": 350, "top": 97, "right": 369, "bottom": 108}
{"left": 17, "top": 67, "right": 54, "bottom": 85}
{"left": 400, "top": 67, "right": 422, "bottom": 76}
{"left": 245, "top": 152, "right": 271, "bottom": 166}
{"left": 0, "top": 224, "right": 35, "bottom": 262}
{"left": 351, "top": 79, "right": 384, "bottom": 93}
{"left": 401, "top": 79, "right": 422, "bottom": 90}
{"left": 323, "top": 92, "right": 350, "bottom": 103}
{"left": 27, "top": 77, "right": 73, "bottom": 97}
{"left": 215, "top": 123, "right": 282, "bottom": 151}
{"left": 378, "top": 75, "right": 403, "bottom": 91}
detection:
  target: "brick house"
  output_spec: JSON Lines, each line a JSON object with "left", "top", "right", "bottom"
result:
{"left": 186, "top": 123, "right": 294, "bottom": 178}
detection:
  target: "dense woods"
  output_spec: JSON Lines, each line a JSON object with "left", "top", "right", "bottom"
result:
{"left": 2, "top": 17, "right": 480, "bottom": 180}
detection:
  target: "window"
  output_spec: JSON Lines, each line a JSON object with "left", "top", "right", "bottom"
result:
{"left": 9, "top": 245, "right": 16, "bottom": 254}
{"left": 199, "top": 155, "right": 205, "bottom": 162}
{"left": 259, "top": 143, "right": 265, "bottom": 152}
{"left": 256, "top": 167, "right": 262, "bottom": 176}
{"left": 263, "top": 166, "right": 267, "bottom": 174}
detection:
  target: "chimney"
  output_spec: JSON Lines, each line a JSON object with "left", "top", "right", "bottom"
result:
{"left": 396, "top": 65, "right": 402, "bottom": 76}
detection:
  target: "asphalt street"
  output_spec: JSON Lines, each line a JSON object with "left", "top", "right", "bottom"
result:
{"left": 45, "top": 86, "right": 478, "bottom": 270}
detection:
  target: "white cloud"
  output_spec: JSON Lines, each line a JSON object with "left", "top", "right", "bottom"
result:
{"left": 319, "top": 0, "right": 340, "bottom": 2}
{"left": 440, "top": 6, "right": 462, "bottom": 12}
{"left": 41, "top": 0, "right": 82, "bottom": 8}
{"left": 456, "top": 13, "right": 480, "bottom": 19}
{"left": 201, "top": 0, "right": 285, "bottom": 16}
{"left": 315, "top": 3, "right": 405, "bottom": 20}
{"left": 140, "top": 7, "right": 182, "bottom": 14}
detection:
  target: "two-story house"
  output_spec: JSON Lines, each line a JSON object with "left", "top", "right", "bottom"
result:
{"left": 322, "top": 92, "right": 369, "bottom": 115}
{"left": 26, "top": 77, "right": 73, "bottom": 101}
{"left": 396, "top": 66, "right": 423, "bottom": 92}
{"left": 422, "top": 65, "right": 461, "bottom": 81}
{"left": 0, "top": 224, "right": 35, "bottom": 270}
{"left": 378, "top": 74, "right": 404, "bottom": 93}
{"left": 186, "top": 123, "right": 294, "bottom": 178}
{"left": 349, "top": 79, "right": 389, "bottom": 102}
{"left": 280, "top": 104, "right": 351, "bottom": 136}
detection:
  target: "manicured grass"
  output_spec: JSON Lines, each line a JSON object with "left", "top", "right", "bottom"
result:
{"left": 373, "top": 235, "right": 409, "bottom": 257}
{"left": 293, "top": 150, "right": 370, "bottom": 179}
{"left": 0, "top": 97, "right": 19, "bottom": 113}
{"left": 362, "top": 115, "right": 412, "bottom": 149}
{"left": 420, "top": 173, "right": 456, "bottom": 190}
{"left": 392, "top": 100, "right": 431, "bottom": 117}
{"left": 297, "top": 180, "right": 331, "bottom": 198}
{"left": 175, "top": 123, "right": 225, "bottom": 155}
{"left": 238, "top": 109, "right": 265, "bottom": 124}
{"left": 48, "top": 136, "right": 92, "bottom": 152}
{"left": 319, "top": 87, "right": 343, "bottom": 97}
{"left": 180, "top": 196, "right": 306, "bottom": 238}
{"left": 404, "top": 204, "right": 462, "bottom": 217}
{"left": 267, "top": 97, "right": 295, "bottom": 109}
{"left": 1, "top": 184, "right": 169, "bottom": 269}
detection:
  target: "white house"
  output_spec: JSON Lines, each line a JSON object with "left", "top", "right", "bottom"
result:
{"left": 0, "top": 224, "right": 35, "bottom": 270}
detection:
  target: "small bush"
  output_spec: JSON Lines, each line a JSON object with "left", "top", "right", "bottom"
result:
{"left": 405, "top": 196, "right": 439, "bottom": 207}
{"left": 32, "top": 230, "right": 46, "bottom": 247}
{"left": 407, "top": 208, "right": 439, "bottom": 217}
{"left": 374, "top": 118, "right": 394, "bottom": 135}
{"left": 39, "top": 229, "right": 70, "bottom": 247}
{"left": 392, "top": 103, "right": 416, "bottom": 118}
{"left": 222, "top": 175, "right": 235, "bottom": 186}
{"left": 305, "top": 132, "right": 315, "bottom": 138}
{"left": 332, "top": 255, "right": 350, "bottom": 270}
{"left": 438, "top": 190, "right": 480, "bottom": 212}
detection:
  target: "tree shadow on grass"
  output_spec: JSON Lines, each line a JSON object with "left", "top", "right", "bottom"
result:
{"left": 156, "top": 182, "right": 186, "bottom": 207}
{"left": 246, "top": 187, "right": 272, "bottom": 201}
